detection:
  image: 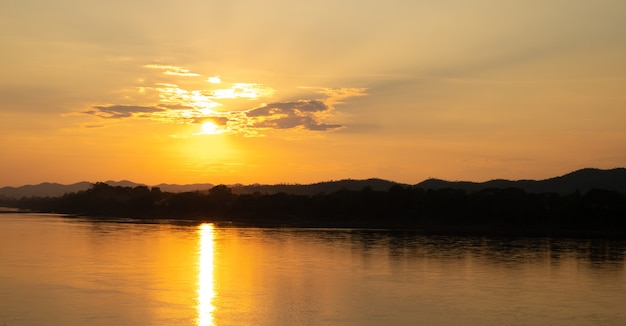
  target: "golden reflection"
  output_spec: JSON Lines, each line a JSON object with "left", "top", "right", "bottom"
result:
{"left": 197, "top": 223, "right": 216, "bottom": 326}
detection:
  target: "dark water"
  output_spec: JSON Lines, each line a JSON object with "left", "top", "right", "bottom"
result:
{"left": 1, "top": 213, "right": 625, "bottom": 325}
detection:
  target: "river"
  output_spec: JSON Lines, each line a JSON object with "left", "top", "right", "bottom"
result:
{"left": 1, "top": 213, "right": 625, "bottom": 325}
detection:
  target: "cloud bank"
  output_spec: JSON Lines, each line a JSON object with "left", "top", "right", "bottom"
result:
{"left": 86, "top": 105, "right": 162, "bottom": 119}
{"left": 80, "top": 64, "right": 366, "bottom": 136}
{"left": 247, "top": 100, "right": 341, "bottom": 131}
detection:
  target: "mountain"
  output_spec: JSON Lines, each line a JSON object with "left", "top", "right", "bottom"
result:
{"left": 230, "top": 178, "right": 402, "bottom": 196}
{"left": 415, "top": 168, "right": 626, "bottom": 194}
{"left": 0, "top": 180, "right": 213, "bottom": 198}
{"left": 0, "top": 181, "right": 148, "bottom": 198}
{"left": 0, "top": 182, "right": 93, "bottom": 198}
{"left": 0, "top": 178, "right": 402, "bottom": 198}
{"left": 1, "top": 168, "right": 625, "bottom": 198}
{"left": 103, "top": 180, "right": 144, "bottom": 188}
{"left": 154, "top": 183, "right": 214, "bottom": 193}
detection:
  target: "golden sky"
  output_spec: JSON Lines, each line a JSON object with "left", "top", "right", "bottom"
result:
{"left": 1, "top": 0, "right": 625, "bottom": 186}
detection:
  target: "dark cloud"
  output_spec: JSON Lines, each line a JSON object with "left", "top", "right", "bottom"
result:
{"left": 157, "top": 104, "right": 196, "bottom": 110}
{"left": 83, "top": 100, "right": 342, "bottom": 133}
{"left": 210, "top": 116, "right": 230, "bottom": 126}
{"left": 82, "top": 124, "right": 105, "bottom": 129}
{"left": 252, "top": 116, "right": 300, "bottom": 129}
{"left": 87, "top": 105, "right": 162, "bottom": 119}
{"left": 306, "top": 122, "right": 343, "bottom": 131}
{"left": 247, "top": 100, "right": 342, "bottom": 131}
{"left": 247, "top": 100, "right": 328, "bottom": 117}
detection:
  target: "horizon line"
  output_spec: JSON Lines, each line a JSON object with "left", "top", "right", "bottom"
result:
{"left": 2, "top": 167, "right": 624, "bottom": 189}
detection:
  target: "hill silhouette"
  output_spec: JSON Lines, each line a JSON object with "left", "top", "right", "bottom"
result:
{"left": 230, "top": 178, "right": 401, "bottom": 196}
{"left": 415, "top": 168, "right": 626, "bottom": 195}
{"left": 0, "top": 182, "right": 93, "bottom": 198}
{"left": 2, "top": 169, "right": 626, "bottom": 238}
{"left": 1, "top": 168, "right": 625, "bottom": 199}
{"left": 0, "top": 179, "right": 401, "bottom": 198}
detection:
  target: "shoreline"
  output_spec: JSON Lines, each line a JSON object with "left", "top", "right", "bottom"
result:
{"left": 20, "top": 212, "right": 626, "bottom": 240}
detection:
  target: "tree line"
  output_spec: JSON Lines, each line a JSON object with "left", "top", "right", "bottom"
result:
{"left": 2, "top": 182, "right": 626, "bottom": 237}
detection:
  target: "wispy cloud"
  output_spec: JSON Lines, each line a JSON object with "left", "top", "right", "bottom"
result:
{"left": 143, "top": 64, "right": 201, "bottom": 77}
{"left": 314, "top": 87, "right": 368, "bottom": 105}
{"left": 211, "top": 83, "right": 275, "bottom": 99}
{"left": 85, "top": 105, "right": 163, "bottom": 119}
{"left": 152, "top": 83, "right": 222, "bottom": 110}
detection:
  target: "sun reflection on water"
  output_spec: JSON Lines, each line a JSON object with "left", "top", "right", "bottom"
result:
{"left": 197, "top": 223, "right": 215, "bottom": 326}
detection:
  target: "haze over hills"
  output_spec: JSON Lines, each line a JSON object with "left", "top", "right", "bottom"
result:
{"left": 1, "top": 168, "right": 625, "bottom": 199}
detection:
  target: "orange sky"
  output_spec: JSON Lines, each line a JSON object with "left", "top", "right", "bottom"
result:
{"left": 1, "top": 0, "right": 625, "bottom": 186}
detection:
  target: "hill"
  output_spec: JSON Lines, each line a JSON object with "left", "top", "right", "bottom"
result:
{"left": 0, "top": 178, "right": 401, "bottom": 198}
{"left": 4, "top": 169, "right": 626, "bottom": 238}
{"left": 0, "top": 182, "right": 93, "bottom": 198}
{"left": 415, "top": 168, "right": 626, "bottom": 195}
{"left": 154, "top": 183, "right": 215, "bottom": 193}
{"left": 231, "top": 178, "right": 402, "bottom": 196}
{"left": 1, "top": 168, "right": 625, "bottom": 199}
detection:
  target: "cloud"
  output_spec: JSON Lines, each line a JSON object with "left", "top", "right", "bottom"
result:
{"left": 246, "top": 100, "right": 328, "bottom": 117}
{"left": 84, "top": 97, "right": 348, "bottom": 133}
{"left": 82, "top": 124, "right": 105, "bottom": 129}
{"left": 83, "top": 100, "right": 344, "bottom": 134}
{"left": 306, "top": 121, "right": 343, "bottom": 131}
{"left": 78, "top": 64, "right": 367, "bottom": 135}
{"left": 301, "top": 87, "right": 368, "bottom": 105}
{"left": 144, "top": 64, "right": 201, "bottom": 77}
{"left": 246, "top": 100, "right": 342, "bottom": 131}
{"left": 158, "top": 104, "right": 197, "bottom": 110}
{"left": 86, "top": 105, "right": 163, "bottom": 119}
{"left": 207, "top": 76, "right": 221, "bottom": 84}
{"left": 151, "top": 83, "right": 222, "bottom": 110}
{"left": 211, "top": 83, "right": 276, "bottom": 99}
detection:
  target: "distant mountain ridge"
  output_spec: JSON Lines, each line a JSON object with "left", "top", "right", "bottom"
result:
{"left": 230, "top": 178, "right": 400, "bottom": 196}
{"left": 0, "top": 179, "right": 399, "bottom": 198}
{"left": 415, "top": 168, "right": 626, "bottom": 195}
{"left": 0, "top": 182, "right": 94, "bottom": 198}
{"left": 0, "top": 181, "right": 216, "bottom": 198}
{"left": 1, "top": 168, "right": 625, "bottom": 198}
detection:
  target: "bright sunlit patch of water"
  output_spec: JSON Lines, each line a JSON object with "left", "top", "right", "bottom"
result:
{"left": 197, "top": 223, "right": 216, "bottom": 326}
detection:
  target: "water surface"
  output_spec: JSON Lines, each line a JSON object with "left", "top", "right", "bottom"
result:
{"left": 1, "top": 213, "right": 625, "bottom": 325}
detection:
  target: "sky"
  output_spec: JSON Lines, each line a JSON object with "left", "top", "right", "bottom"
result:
{"left": 1, "top": 0, "right": 625, "bottom": 187}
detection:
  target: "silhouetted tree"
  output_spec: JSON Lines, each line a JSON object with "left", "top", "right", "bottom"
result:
{"left": 5, "top": 181, "right": 626, "bottom": 237}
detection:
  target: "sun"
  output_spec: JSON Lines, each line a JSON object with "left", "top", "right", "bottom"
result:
{"left": 201, "top": 121, "right": 219, "bottom": 134}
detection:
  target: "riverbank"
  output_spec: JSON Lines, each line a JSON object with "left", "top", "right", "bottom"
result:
{"left": 3, "top": 182, "right": 626, "bottom": 239}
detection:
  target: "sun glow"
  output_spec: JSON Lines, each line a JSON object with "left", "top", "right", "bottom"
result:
{"left": 197, "top": 223, "right": 216, "bottom": 326}
{"left": 201, "top": 121, "right": 220, "bottom": 134}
